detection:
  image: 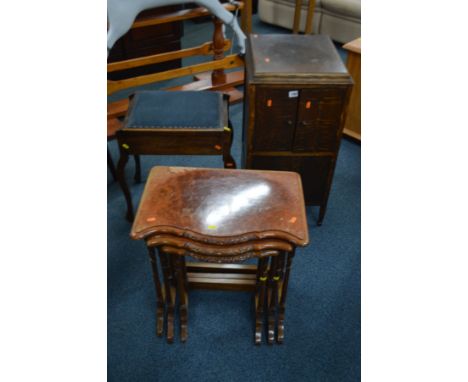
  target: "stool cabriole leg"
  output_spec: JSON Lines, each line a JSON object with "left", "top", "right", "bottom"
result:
{"left": 255, "top": 257, "right": 268, "bottom": 345}
{"left": 107, "top": 147, "right": 117, "bottom": 181}
{"left": 277, "top": 248, "right": 295, "bottom": 344}
{"left": 223, "top": 120, "right": 236, "bottom": 169}
{"left": 147, "top": 246, "right": 164, "bottom": 337}
{"left": 158, "top": 249, "right": 175, "bottom": 344}
{"left": 133, "top": 155, "right": 141, "bottom": 183}
{"left": 116, "top": 149, "right": 134, "bottom": 221}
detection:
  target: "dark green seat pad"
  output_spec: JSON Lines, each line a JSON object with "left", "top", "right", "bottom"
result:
{"left": 125, "top": 90, "right": 225, "bottom": 129}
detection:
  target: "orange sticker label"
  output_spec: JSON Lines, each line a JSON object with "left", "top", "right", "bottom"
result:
{"left": 306, "top": 101, "right": 311, "bottom": 109}
{"left": 267, "top": 99, "right": 272, "bottom": 107}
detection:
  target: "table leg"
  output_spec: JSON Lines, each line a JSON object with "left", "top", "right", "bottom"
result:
{"left": 267, "top": 255, "right": 280, "bottom": 344}
{"left": 158, "top": 249, "right": 175, "bottom": 344}
{"left": 147, "top": 247, "right": 165, "bottom": 337}
{"left": 116, "top": 150, "right": 134, "bottom": 221}
{"left": 174, "top": 255, "right": 188, "bottom": 342}
{"left": 277, "top": 248, "right": 295, "bottom": 344}
{"left": 268, "top": 254, "right": 284, "bottom": 344}
{"left": 255, "top": 257, "right": 268, "bottom": 345}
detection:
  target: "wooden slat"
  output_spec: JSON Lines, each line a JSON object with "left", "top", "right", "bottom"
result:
{"left": 107, "top": 54, "right": 244, "bottom": 95}
{"left": 193, "top": 70, "right": 244, "bottom": 89}
{"left": 107, "top": 41, "right": 231, "bottom": 73}
{"left": 222, "top": 87, "right": 243, "bottom": 104}
{"left": 107, "top": 118, "right": 122, "bottom": 139}
{"left": 293, "top": 0, "right": 302, "bottom": 33}
{"left": 132, "top": 3, "right": 244, "bottom": 29}
{"left": 107, "top": 98, "right": 129, "bottom": 119}
{"left": 187, "top": 272, "right": 256, "bottom": 280}
{"left": 241, "top": 0, "right": 252, "bottom": 33}
{"left": 186, "top": 262, "right": 257, "bottom": 274}
{"left": 304, "top": 0, "right": 316, "bottom": 34}
{"left": 188, "top": 276, "right": 256, "bottom": 291}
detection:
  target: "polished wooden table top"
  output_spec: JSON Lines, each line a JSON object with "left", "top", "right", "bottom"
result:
{"left": 247, "top": 34, "right": 350, "bottom": 84}
{"left": 131, "top": 166, "right": 309, "bottom": 246}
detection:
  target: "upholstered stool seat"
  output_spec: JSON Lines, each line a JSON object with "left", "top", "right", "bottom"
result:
{"left": 125, "top": 91, "right": 226, "bottom": 129}
{"left": 115, "top": 91, "right": 236, "bottom": 221}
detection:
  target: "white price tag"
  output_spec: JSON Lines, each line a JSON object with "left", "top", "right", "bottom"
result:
{"left": 288, "top": 90, "right": 299, "bottom": 98}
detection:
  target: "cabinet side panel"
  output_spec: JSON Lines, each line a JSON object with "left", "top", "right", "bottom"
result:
{"left": 250, "top": 155, "right": 334, "bottom": 205}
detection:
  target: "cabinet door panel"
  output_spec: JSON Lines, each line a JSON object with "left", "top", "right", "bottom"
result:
{"left": 253, "top": 88, "right": 299, "bottom": 151}
{"left": 293, "top": 89, "right": 346, "bottom": 152}
{"left": 250, "top": 155, "right": 333, "bottom": 205}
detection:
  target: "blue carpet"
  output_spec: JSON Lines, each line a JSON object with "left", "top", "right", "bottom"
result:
{"left": 108, "top": 15, "right": 359, "bottom": 382}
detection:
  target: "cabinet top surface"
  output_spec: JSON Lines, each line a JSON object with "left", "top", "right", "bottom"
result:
{"left": 247, "top": 34, "right": 350, "bottom": 82}
{"left": 131, "top": 166, "right": 309, "bottom": 246}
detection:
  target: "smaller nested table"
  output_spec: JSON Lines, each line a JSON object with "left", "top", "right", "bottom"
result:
{"left": 130, "top": 166, "right": 309, "bottom": 344}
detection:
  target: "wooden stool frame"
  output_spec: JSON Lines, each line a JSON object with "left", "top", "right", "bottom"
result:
{"left": 116, "top": 96, "right": 236, "bottom": 221}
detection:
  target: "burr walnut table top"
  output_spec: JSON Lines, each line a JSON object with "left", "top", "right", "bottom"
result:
{"left": 130, "top": 166, "right": 309, "bottom": 246}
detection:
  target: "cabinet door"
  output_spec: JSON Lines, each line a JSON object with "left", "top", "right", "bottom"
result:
{"left": 250, "top": 155, "right": 334, "bottom": 205}
{"left": 293, "top": 89, "right": 346, "bottom": 152}
{"left": 253, "top": 88, "right": 299, "bottom": 151}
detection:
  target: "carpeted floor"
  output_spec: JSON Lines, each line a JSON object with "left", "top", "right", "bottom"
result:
{"left": 108, "top": 14, "right": 360, "bottom": 382}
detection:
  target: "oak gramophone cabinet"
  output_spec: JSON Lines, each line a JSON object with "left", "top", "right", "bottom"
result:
{"left": 242, "top": 34, "right": 353, "bottom": 225}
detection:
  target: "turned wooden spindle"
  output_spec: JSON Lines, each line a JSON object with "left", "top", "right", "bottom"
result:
{"left": 211, "top": 17, "right": 227, "bottom": 86}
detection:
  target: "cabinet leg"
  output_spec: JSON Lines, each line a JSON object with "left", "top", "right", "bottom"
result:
{"left": 116, "top": 151, "right": 134, "bottom": 221}
{"left": 317, "top": 204, "right": 327, "bottom": 226}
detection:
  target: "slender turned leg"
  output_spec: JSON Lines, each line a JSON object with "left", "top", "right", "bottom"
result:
{"left": 277, "top": 248, "right": 295, "bottom": 344}
{"left": 133, "top": 155, "right": 141, "bottom": 183}
{"left": 158, "top": 249, "right": 174, "bottom": 344}
{"left": 147, "top": 247, "right": 164, "bottom": 337}
{"left": 267, "top": 256, "right": 280, "bottom": 345}
{"left": 181, "top": 256, "right": 189, "bottom": 291}
{"left": 107, "top": 147, "right": 117, "bottom": 181}
{"left": 174, "top": 255, "right": 188, "bottom": 342}
{"left": 116, "top": 150, "right": 134, "bottom": 221}
{"left": 222, "top": 120, "right": 236, "bottom": 169}
{"left": 255, "top": 257, "right": 268, "bottom": 345}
